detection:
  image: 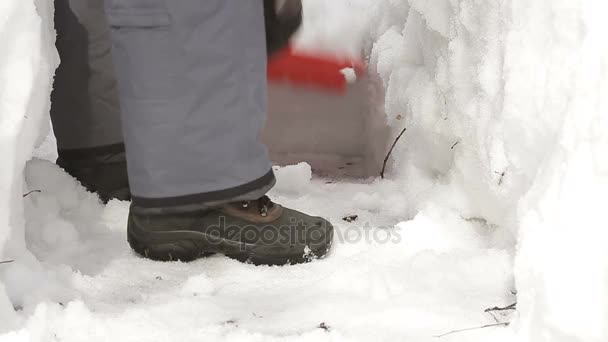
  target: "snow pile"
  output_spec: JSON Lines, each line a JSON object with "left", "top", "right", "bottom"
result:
{"left": 0, "top": 0, "right": 59, "bottom": 332}
{"left": 360, "top": 0, "right": 608, "bottom": 340}
{"left": 272, "top": 163, "right": 313, "bottom": 194}
{"left": 296, "top": 0, "right": 376, "bottom": 58}
{"left": 1, "top": 0, "right": 607, "bottom": 341}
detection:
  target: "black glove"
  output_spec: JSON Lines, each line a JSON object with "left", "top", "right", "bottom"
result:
{"left": 264, "top": 0, "right": 302, "bottom": 57}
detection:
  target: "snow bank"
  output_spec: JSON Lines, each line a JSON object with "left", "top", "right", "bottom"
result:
{"left": 354, "top": 0, "right": 608, "bottom": 340}
{"left": 1, "top": 0, "right": 607, "bottom": 340}
{"left": 0, "top": 0, "right": 58, "bottom": 332}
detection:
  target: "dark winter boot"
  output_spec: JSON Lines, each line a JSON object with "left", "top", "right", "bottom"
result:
{"left": 56, "top": 144, "right": 131, "bottom": 203}
{"left": 127, "top": 196, "right": 334, "bottom": 265}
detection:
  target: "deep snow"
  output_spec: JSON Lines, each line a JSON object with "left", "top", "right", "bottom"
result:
{"left": 0, "top": 0, "right": 58, "bottom": 333}
{"left": 1, "top": 0, "right": 608, "bottom": 341}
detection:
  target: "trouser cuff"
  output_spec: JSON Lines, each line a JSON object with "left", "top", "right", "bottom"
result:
{"left": 131, "top": 169, "right": 276, "bottom": 211}
{"left": 58, "top": 143, "right": 126, "bottom": 162}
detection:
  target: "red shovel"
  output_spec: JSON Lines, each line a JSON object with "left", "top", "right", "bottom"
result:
{"left": 267, "top": 46, "right": 367, "bottom": 94}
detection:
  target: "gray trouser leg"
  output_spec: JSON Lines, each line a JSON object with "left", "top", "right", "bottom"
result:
{"left": 105, "top": 0, "right": 275, "bottom": 207}
{"left": 51, "top": 0, "right": 123, "bottom": 151}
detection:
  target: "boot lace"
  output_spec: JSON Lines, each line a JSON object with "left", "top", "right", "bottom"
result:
{"left": 241, "top": 196, "right": 273, "bottom": 217}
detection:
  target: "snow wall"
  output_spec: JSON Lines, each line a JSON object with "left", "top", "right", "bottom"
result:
{"left": 1, "top": 0, "right": 608, "bottom": 340}
{"left": 0, "top": 0, "right": 59, "bottom": 331}
{"left": 354, "top": 1, "right": 608, "bottom": 340}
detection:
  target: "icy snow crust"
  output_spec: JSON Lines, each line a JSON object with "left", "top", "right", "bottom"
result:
{"left": 1, "top": 0, "right": 608, "bottom": 341}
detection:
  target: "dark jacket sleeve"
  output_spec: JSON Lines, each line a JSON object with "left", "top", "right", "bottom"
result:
{"left": 264, "top": 0, "right": 302, "bottom": 56}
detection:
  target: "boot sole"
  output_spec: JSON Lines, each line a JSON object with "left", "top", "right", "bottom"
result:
{"left": 127, "top": 216, "right": 333, "bottom": 266}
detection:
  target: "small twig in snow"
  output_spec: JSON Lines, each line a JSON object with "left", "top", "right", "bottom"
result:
{"left": 485, "top": 302, "right": 517, "bottom": 313}
{"left": 380, "top": 128, "right": 407, "bottom": 179}
{"left": 0, "top": 260, "right": 15, "bottom": 265}
{"left": 318, "top": 322, "right": 331, "bottom": 332}
{"left": 342, "top": 215, "right": 359, "bottom": 223}
{"left": 450, "top": 141, "right": 460, "bottom": 150}
{"left": 494, "top": 171, "right": 506, "bottom": 186}
{"left": 435, "top": 322, "right": 510, "bottom": 338}
{"left": 22, "top": 190, "right": 42, "bottom": 198}
{"left": 488, "top": 311, "right": 500, "bottom": 323}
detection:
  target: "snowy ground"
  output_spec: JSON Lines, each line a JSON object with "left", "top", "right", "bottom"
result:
{"left": 3, "top": 136, "right": 516, "bottom": 342}
{"left": 2, "top": 0, "right": 608, "bottom": 341}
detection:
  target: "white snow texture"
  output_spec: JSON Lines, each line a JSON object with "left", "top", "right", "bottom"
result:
{"left": 1, "top": 0, "right": 608, "bottom": 341}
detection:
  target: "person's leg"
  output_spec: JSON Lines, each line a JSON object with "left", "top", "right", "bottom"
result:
{"left": 51, "top": 0, "right": 129, "bottom": 202}
{"left": 105, "top": 0, "right": 274, "bottom": 205}
{"left": 104, "top": 0, "right": 333, "bottom": 264}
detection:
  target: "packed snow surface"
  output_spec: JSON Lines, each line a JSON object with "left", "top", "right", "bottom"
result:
{"left": 2, "top": 0, "right": 608, "bottom": 341}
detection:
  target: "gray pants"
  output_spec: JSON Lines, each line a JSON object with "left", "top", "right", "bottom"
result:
{"left": 51, "top": 0, "right": 275, "bottom": 207}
